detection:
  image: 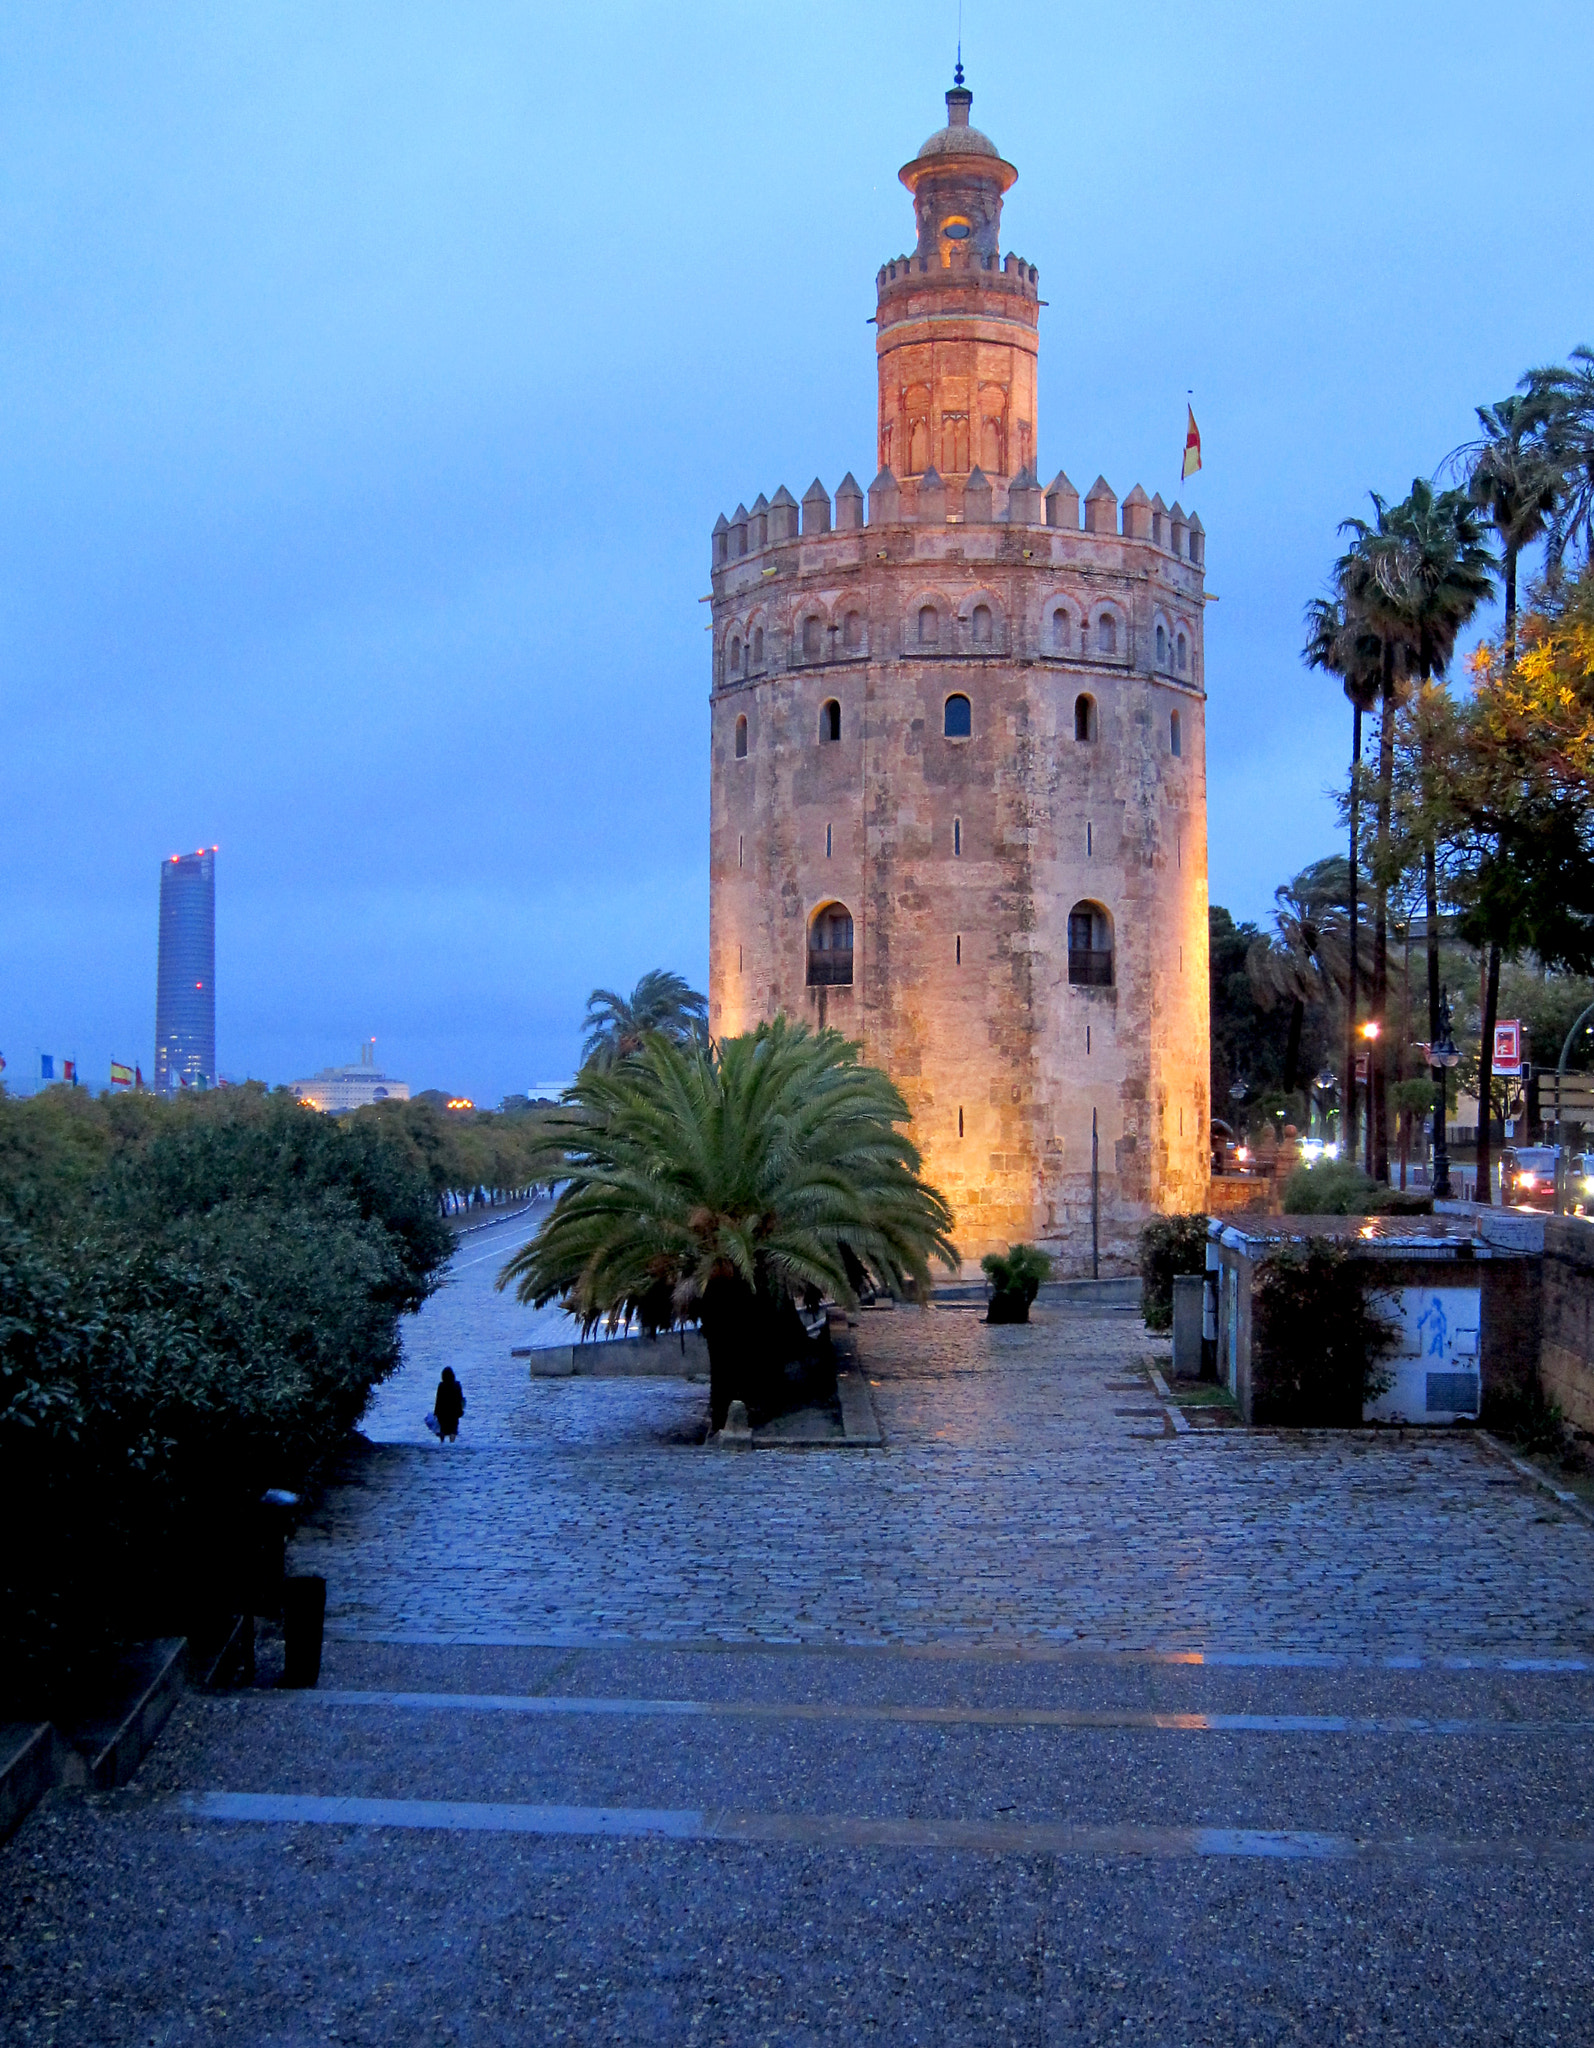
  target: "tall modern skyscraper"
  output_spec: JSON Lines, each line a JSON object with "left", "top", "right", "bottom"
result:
{"left": 154, "top": 848, "right": 216, "bottom": 1091}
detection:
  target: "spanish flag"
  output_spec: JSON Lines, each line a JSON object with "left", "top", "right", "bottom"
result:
{"left": 110, "top": 1061, "right": 134, "bottom": 1088}
{"left": 1182, "top": 404, "right": 1202, "bottom": 481}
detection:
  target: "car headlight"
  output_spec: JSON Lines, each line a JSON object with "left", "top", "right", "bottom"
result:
{"left": 1517, "top": 1172, "right": 1537, "bottom": 1189}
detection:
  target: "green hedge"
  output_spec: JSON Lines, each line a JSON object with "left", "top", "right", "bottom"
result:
{"left": 1250, "top": 1241, "right": 1398, "bottom": 1425}
{"left": 0, "top": 1086, "right": 451, "bottom": 1713}
{"left": 1138, "top": 1213, "right": 1211, "bottom": 1331}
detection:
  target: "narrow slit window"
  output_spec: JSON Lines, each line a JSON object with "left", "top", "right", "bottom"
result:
{"left": 734, "top": 714, "right": 748, "bottom": 759}
{"left": 1087, "top": 821, "right": 1093, "bottom": 857}
{"left": 820, "top": 699, "right": 841, "bottom": 743}
{"left": 955, "top": 933, "right": 962, "bottom": 965}
{"left": 826, "top": 823, "right": 833, "bottom": 858}
{"left": 1176, "top": 631, "right": 1188, "bottom": 673}
{"left": 738, "top": 833, "right": 743, "bottom": 869}
{"left": 958, "top": 1106, "right": 964, "bottom": 1138}
{"left": 1086, "top": 1024, "right": 1091, "bottom": 1055}
{"left": 1156, "top": 622, "right": 1167, "bottom": 666}
{"left": 953, "top": 816, "right": 962, "bottom": 857}
{"left": 1170, "top": 708, "right": 1182, "bottom": 757}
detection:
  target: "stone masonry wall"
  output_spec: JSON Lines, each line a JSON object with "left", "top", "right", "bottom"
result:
{"left": 709, "top": 484, "right": 1210, "bottom": 1275}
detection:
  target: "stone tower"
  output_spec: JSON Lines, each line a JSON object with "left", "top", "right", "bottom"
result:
{"left": 707, "top": 76, "right": 1211, "bottom": 1272}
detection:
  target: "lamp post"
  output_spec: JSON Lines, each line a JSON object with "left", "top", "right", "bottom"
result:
{"left": 1359, "top": 1020, "right": 1381, "bottom": 1178}
{"left": 1553, "top": 1000, "right": 1594, "bottom": 1215}
{"left": 1430, "top": 987, "right": 1460, "bottom": 1201}
{"left": 1313, "top": 1067, "right": 1337, "bottom": 1151}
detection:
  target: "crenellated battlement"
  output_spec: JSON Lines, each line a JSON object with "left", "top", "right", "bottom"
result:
{"left": 711, "top": 467, "right": 1204, "bottom": 568}
{"left": 876, "top": 248, "right": 1040, "bottom": 297}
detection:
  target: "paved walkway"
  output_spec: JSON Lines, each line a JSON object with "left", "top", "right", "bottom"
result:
{"left": 5, "top": 1262, "right": 1594, "bottom": 2044}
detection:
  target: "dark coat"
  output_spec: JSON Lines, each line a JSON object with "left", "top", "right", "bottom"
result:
{"left": 434, "top": 1374, "right": 465, "bottom": 1431}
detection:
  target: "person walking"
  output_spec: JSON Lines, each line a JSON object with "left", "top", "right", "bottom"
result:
{"left": 433, "top": 1367, "right": 466, "bottom": 1443}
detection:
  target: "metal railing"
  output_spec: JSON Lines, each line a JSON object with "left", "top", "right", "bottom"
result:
{"left": 807, "top": 953, "right": 854, "bottom": 988}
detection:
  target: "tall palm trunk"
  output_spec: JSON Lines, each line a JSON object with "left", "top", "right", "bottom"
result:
{"left": 1343, "top": 704, "right": 1362, "bottom": 1159}
{"left": 1371, "top": 655, "right": 1397, "bottom": 1183}
{"left": 1503, "top": 539, "right": 1518, "bottom": 662}
{"left": 1425, "top": 837, "right": 1447, "bottom": 1197}
{"left": 1477, "top": 941, "right": 1502, "bottom": 1205}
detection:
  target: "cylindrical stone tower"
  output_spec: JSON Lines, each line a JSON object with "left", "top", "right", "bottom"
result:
{"left": 708, "top": 77, "right": 1211, "bottom": 1273}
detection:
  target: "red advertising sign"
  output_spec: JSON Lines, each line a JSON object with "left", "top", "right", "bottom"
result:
{"left": 1493, "top": 1021, "right": 1523, "bottom": 1076}
{"left": 1354, "top": 1053, "right": 1369, "bottom": 1083}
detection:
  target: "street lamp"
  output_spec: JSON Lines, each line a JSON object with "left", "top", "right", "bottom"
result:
{"left": 1313, "top": 1066, "right": 1337, "bottom": 1151}
{"left": 1430, "top": 986, "right": 1461, "bottom": 1201}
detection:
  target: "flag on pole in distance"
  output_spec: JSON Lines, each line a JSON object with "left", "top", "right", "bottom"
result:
{"left": 135, "top": 1064, "right": 144, "bottom": 1089}
{"left": 63, "top": 1060, "right": 76, "bottom": 1085}
{"left": 1182, "top": 404, "right": 1202, "bottom": 480}
{"left": 40, "top": 1054, "right": 54, "bottom": 1081}
{"left": 110, "top": 1061, "right": 134, "bottom": 1088}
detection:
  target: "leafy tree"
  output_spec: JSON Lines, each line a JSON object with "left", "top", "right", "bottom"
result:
{"left": 581, "top": 970, "right": 708, "bottom": 1071}
{"left": 499, "top": 1018, "right": 956, "bottom": 1429}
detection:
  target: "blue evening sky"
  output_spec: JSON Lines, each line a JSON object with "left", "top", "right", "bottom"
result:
{"left": 3, "top": 3, "right": 1590, "bottom": 1103}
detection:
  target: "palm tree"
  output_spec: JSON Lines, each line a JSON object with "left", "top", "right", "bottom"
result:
{"left": 1520, "top": 345, "right": 1594, "bottom": 576}
{"left": 1451, "top": 395, "right": 1558, "bottom": 657}
{"left": 1358, "top": 481, "right": 1495, "bottom": 1188}
{"left": 499, "top": 1017, "right": 958, "bottom": 1429}
{"left": 580, "top": 970, "right": 708, "bottom": 1070}
{"left": 1246, "top": 857, "right": 1353, "bottom": 1112}
{"left": 1303, "top": 590, "right": 1381, "bottom": 1155}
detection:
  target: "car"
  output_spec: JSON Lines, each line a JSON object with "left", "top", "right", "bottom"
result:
{"left": 1573, "top": 1153, "right": 1594, "bottom": 1216}
{"left": 1502, "top": 1145, "right": 1561, "bottom": 1209}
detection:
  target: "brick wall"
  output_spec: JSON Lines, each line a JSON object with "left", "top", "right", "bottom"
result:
{"left": 1540, "top": 1214, "right": 1594, "bottom": 1430}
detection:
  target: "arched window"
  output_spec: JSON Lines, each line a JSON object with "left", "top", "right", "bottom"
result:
{"left": 1067, "top": 901, "right": 1114, "bottom": 987}
{"left": 807, "top": 902, "right": 855, "bottom": 987}
{"left": 752, "top": 627, "right": 764, "bottom": 666}
{"left": 972, "top": 603, "right": 993, "bottom": 646}
{"left": 843, "top": 610, "right": 862, "bottom": 650}
{"left": 918, "top": 604, "right": 940, "bottom": 646}
{"left": 802, "top": 616, "right": 822, "bottom": 660}
{"left": 734, "top": 715, "right": 748, "bottom": 760}
{"left": 820, "top": 699, "right": 841, "bottom": 743}
{"left": 1170, "top": 708, "right": 1182, "bottom": 758}
{"left": 944, "top": 693, "right": 972, "bottom": 739}
{"left": 909, "top": 419, "right": 930, "bottom": 472}
{"left": 729, "top": 635, "right": 742, "bottom": 675}
{"left": 1051, "top": 609, "right": 1070, "bottom": 652}
{"left": 1176, "top": 631, "right": 1188, "bottom": 673}
{"left": 1155, "top": 623, "right": 1167, "bottom": 666}
{"left": 1074, "top": 694, "right": 1096, "bottom": 743}
{"left": 1096, "top": 613, "right": 1117, "bottom": 656}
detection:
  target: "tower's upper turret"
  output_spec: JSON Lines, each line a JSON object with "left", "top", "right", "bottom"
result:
{"left": 897, "top": 75, "right": 1017, "bottom": 264}
{"left": 875, "top": 74, "right": 1040, "bottom": 483}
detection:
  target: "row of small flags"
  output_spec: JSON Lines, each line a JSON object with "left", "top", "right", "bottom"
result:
{"left": 9, "top": 1054, "right": 144, "bottom": 1088}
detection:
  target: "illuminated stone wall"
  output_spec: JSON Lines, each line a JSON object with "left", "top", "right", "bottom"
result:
{"left": 707, "top": 82, "right": 1211, "bottom": 1274}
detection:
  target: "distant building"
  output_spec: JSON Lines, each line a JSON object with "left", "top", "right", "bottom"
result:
{"left": 293, "top": 1041, "right": 409, "bottom": 1113}
{"left": 155, "top": 848, "right": 216, "bottom": 1092}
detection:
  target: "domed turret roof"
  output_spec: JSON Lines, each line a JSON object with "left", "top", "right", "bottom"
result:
{"left": 900, "top": 77, "right": 1016, "bottom": 193}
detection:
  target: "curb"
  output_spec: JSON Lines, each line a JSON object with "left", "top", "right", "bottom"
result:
{"left": 1, "top": 1636, "right": 190, "bottom": 1842}
{"left": 1477, "top": 1432, "right": 1594, "bottom": 1530}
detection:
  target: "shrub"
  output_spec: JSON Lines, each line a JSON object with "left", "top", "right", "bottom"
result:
{"left": 1250, "top": 1241, "right": 1398, "bottom": 1425}
{"left": 1139, "top": 1213, "right": 1211, "bottom": 1331}
{"left": 981, "top": 1244, "right": 1053, "bottom": 1324}
{"left": 1281, "top": 1160, "right": 1433, "bottom": 1216}
{"left": 0, "top": 1087, "right": 452, "bottom": 1713}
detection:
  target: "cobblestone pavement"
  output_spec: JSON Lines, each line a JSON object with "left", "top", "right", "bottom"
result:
{"left": 298, "top": 1299, "right": 1594, "bottom": 1660}
{"left": 10, "top": 1270, "right": 1594, "bottom": 2043}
